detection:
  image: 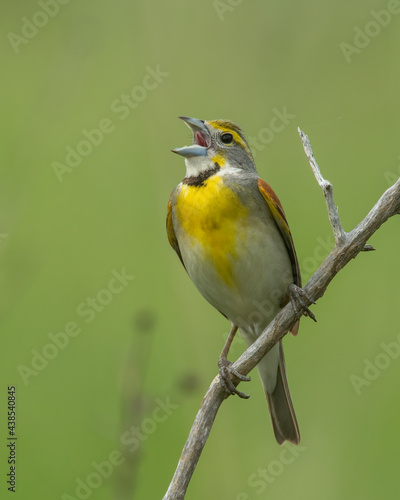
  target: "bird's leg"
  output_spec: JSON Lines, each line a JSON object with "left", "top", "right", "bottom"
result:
{"left": 287, "top": 284, "right": 317, "bottom": 322}
{"left": 218, "top": 324, "right": 251, "bottom": 399}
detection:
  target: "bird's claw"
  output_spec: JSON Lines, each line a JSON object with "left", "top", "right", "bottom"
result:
{"left": 288, "top": 284, "right": 317, "bottom": 322}
{"left": 218, "top": 358, "right": 251, "bottom": 399}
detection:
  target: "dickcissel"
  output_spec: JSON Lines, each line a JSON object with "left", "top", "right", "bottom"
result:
{"left": 167, "top": 116, "right": 308, "bottom": 445}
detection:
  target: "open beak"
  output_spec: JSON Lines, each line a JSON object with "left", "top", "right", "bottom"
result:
{"left": 172, "top": 116, "right": 210, "bottom": 157}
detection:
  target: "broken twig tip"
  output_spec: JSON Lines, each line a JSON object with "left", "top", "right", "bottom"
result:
{"left": 362, "top": 244, "right": 375, "bottom": 252}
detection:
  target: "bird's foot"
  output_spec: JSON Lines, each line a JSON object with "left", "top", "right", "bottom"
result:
{"left": 218, "top": 357, "right": 251, "bottom": 399}
{"left": 288, "top": 284, "right": 317, "bottom": 322}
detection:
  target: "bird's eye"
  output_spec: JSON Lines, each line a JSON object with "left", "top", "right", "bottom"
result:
{"left": 221, "top": 133, "right": 233, "bottom": 144}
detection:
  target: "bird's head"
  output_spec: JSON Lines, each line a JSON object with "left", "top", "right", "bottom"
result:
{"left": 172, "top": 116, "right": 256, "bottom": 178}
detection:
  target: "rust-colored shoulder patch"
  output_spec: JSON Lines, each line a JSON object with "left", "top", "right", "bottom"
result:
{"left": 258, "top": 179, "right": 283, "bottom": 208}
{"left": 257, "top": 179, "right": 289, "bottom": 234}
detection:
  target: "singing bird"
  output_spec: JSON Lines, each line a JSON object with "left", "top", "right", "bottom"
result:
{"left": 167, "top": 117, "right": 311, "bottom": 444}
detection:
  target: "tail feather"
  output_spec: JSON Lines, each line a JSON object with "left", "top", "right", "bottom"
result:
{"left": 240, "top": 329, "right": 300, "bottom": 445}
{"left": 258, "top": 341, "right": 300, "bottom": 445}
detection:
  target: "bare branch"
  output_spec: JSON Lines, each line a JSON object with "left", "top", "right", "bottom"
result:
{"left": 298, "top": 128, "right": 346, "bottom": 245}
{"left": 162, "top": 132, "right": 400, "bottom": 500}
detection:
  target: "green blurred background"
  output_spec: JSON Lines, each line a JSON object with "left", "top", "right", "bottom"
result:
{"left": 1, "top": 1, "right": 400, "bottom": 498}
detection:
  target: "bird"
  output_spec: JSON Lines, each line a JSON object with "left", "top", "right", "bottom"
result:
{"left": 167, "top": 116, "right": 311, "bottom": 445}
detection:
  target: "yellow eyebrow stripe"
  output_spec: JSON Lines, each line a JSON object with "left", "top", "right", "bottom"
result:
{"left": 208, "top": 120, "right": 251, "bottom": 154}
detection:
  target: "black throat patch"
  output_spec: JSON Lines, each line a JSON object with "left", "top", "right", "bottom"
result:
{"left": 182, "top": 163, "right": 220, "bottom": 187}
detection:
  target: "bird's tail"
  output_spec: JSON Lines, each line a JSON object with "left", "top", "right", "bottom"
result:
{"left": 255, "top": 341, "right": 300, "bottom": 445}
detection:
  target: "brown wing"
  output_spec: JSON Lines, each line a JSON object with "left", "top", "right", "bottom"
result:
{"left": 166, "top": 197, "right": 186, "bottom": 270}
{"left": 257, "top": 178, "right": 301, "bottom": 335}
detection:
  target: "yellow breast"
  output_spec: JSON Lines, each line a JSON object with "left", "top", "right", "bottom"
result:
{"left": 174, "top": 175, "right": 248, "bottom": 286}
